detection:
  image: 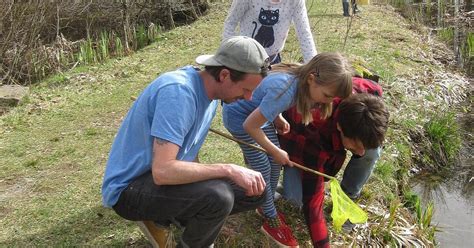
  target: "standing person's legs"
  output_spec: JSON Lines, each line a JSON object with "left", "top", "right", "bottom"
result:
{"left": 351, "top": 0, "right": 360, "bottom": 13}
{"left": 232, "top": 131, "right": 279, "bottom": 218}
{"left": 113, "top": 172, "right": 264, "bottom": 248}
{"left": 340, "top": 147, "right": 381, "bottom": 199}
{"left": 342, "top": 0, "right": 350, "bottom": 16}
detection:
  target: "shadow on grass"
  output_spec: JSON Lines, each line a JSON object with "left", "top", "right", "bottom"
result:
{"left": 1, "top": 205, "right": 149, "bottom": 247}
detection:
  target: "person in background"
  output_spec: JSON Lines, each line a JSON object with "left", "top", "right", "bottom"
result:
{"left": 279, "top": 77, "right": 390, "bottom": 247}
{"left": 343, "top": 0, "right": 361, "bottom": 17}
{"left": 223, "top": 0, "right": 317, "bottom": 64}
{"left": 101, "top": 36, "right": 270, "bottom": 248}
{"left": 223, "top": 52, "right": 353, "bottom": 247}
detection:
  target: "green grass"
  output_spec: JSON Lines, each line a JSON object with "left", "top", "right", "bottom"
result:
{"left": 424, "top": 112, "right": 462, "bottom": 167}
{"left": 0, "top": 0, "right": 469, "bottom": 247}
{"left": 437, "top": 27, "right": 455, "bottom": 44}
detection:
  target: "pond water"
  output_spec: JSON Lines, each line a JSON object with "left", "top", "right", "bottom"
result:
{"left": 414, "top": 175, "right": 473, "bottom": 247}
{"left": 413, "top": 114, "right": 473, "bottom": 247}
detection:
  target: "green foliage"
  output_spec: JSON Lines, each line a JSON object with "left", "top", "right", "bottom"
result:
{"left": 74, "top": 24, "right": 161, "bottom": 67}
{"left": 114, "top": 35, "right": 124, "bottom": 57}
{"left": 374, "top": 161, "right": 395, "bottom": 184}
{"left": 395, "top": 141, "right": 413, "bottom": 168}
{"left": 403, "top": 190, "right": 420, "bottom": 210}
{"left": 135, "top": 25, "right": 149, "bottom": 50}
{"left": 437, "top": 27, "right": 454, "bottom": 44}
{"left": 424, "top": 112, "right": 461, "bottom": 166}
{"left": 402, "top": 190, "right": 436, "bottom": 238}
{"left": 388, "top": 200, "right": 401, "bottom": 229}
{"left": 77, "top": 38, "right": 97, "bottom": 65}
{"left": 98, "top": 31, "right": 110, "bottom": 61}
{"left": 465, "top": 32, "right": 474, "bottom": 58}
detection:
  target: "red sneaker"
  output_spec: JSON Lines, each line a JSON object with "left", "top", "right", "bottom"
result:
{"left": 255, "top": 207, "right": 286, "bottom": 222}
{"left": 261, "top": 219, "right": 299, "bottom": 247}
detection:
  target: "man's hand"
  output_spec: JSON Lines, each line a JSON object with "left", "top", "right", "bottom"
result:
{"left": 228, "top": 164, "right": 266, "bottom": 196}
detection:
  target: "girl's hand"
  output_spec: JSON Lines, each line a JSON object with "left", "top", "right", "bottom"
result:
{"left": 271, "top": 147, "right": 291, "bottom": 166}
{"left": 273, "top": 114, "right": 290, "bottom": 135}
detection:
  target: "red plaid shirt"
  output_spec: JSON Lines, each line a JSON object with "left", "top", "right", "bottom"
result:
{"left": 278, "top": 77, "right": 382, "bottom": 247}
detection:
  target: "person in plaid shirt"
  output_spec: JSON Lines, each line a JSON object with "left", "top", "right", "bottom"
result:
{"left": 279, "top": 77, "right": 390, "bottom": 247}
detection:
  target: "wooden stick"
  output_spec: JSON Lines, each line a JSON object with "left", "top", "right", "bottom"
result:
{"left": 209, "top": 128, "right": 336, "bottom": 180}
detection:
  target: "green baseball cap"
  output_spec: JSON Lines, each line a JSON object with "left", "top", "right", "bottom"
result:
{"left": 196, "top": 36, "right": 269, "bottom": 74}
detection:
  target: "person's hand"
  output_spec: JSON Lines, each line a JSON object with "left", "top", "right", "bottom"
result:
{"left": 273, "top": 115, "right": 290, "bottom": 135}
{"left": 270, "top": 147, "right": 291, "bottom": 166}
{"left": 229, "top": 164, "right": 266, "bottom": 196}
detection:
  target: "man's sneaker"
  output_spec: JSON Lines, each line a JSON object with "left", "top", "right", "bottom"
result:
{"left": 255, "top": 207, "right": 286, "bottom": 222}
{"left": 261, "top": 217, "right": 299, "bottom": 248}
{"left": 137, "top": 221, "right": 170, "bottom": 248}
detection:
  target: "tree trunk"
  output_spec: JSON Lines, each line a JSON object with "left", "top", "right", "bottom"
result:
{"left": 122, "top": 0, "right": 131, "bottom": 52}
{"left": 187, "top": 0, "right": 200, "bottom": 19}
{"left": 166, "top": 1, "right": 175, "bottom": 29}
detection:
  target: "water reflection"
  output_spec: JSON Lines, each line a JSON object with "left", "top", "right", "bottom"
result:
{"left": 413, "top": 177, "right": 473, "bottom": 247}
{"left": 412, "top": 132, "right": 473, "bottom": 247}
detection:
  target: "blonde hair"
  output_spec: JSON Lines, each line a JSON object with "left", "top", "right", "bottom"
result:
{"left": 272, "top": 52, "right": 353, "bottom": 124}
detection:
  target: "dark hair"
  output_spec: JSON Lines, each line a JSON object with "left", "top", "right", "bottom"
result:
{"left": 338, "top": 93, "right": 390, "bottom": 149}
{"left": 204, "top": 65, "right": 268, "bottom": 82}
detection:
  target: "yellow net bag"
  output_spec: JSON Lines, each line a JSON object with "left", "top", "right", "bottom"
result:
{"left": 330, "top": 178, "right": 368, "bottom": 232}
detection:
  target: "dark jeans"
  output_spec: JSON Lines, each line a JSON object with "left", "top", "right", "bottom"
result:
{"left": 113, "top": 172, "right": 265, "bottom": 248}
{"left": 269, "top": 53, "right": 282, "bottom": 65}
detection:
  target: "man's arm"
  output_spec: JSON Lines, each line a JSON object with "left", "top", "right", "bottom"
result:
{"left": 151, "top": 138, "right": 266, "bottom": 196}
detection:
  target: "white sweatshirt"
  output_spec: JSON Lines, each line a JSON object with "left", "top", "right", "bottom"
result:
{"left": 223, "top": 0, "right": 317, "bottom": 63}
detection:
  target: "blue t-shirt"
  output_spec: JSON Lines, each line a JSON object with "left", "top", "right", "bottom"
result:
{"left": 223, "top": 72, "right": 298, "bottom": 134}
{"left": 102, "top": 66, "right": 218, "bottom": 207}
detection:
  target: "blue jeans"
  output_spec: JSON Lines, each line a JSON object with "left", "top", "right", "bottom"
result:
{"left": 283, "top": 147, "right": 381, "bottom": 206}
{"left": 113, "top": 172, "right": 265, "bottom": 248}
{"left": 269, "top": 53, "right": 282, "bottom": 65}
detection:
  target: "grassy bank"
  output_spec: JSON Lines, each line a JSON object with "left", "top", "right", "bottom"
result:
{"left": 0, "top": 0, "right": 470, "bottom": 247}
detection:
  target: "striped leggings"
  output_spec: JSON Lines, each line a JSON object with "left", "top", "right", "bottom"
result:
{"left": 231, "top": 125, "right": 281, "bottom": 218}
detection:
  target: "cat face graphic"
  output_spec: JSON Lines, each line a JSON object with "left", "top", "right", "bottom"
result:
{"left": 258, "top": 8, "right": 279, "bottom": 26}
